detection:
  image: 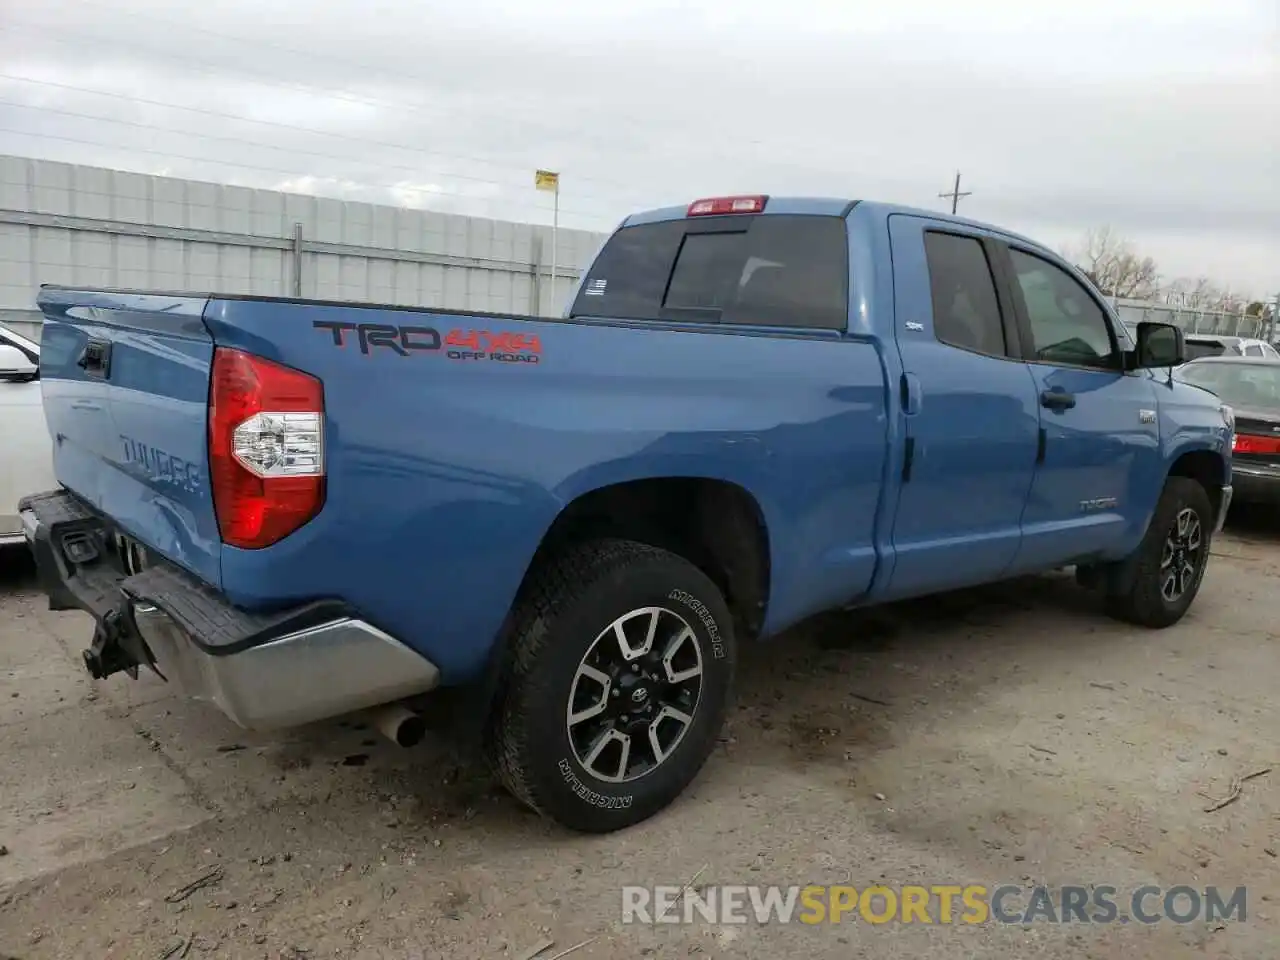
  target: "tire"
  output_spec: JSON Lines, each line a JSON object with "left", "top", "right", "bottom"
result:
{"left": 487, "top": 538, "right": 736, "bottom": 833}
{"left": 1104, "top": 478, "right": 1214, "bottom": 628}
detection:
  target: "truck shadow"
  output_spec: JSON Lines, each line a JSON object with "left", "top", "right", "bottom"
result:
{"left": 349, "top": 568, "right": 1138, "bottom": 840}
{"left": 0, "top": 545, "right": 36, "bottom": 587}
{"left": 1, "top": 533, "right": 1247, "bottom": 850}
{"left": 725, "top": 570, "right": 1116, "bottom": 771}
{"left": 1221, "top": 500, "right": 1280, "bottom": 544}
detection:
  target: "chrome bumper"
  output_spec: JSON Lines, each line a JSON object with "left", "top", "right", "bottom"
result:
{"left": 1214, "top": 484, "right": 1233, "bottom": 533}
{"left": 0, "top": 508, "right": 37, "bottom": 545}
{"left": 133, "top": 606, "right": 441, "bottom": 730}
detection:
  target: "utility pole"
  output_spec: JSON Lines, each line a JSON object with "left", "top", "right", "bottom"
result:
{"left": 939, "top": 171, "right": 972, "bottom": 215}
{"left": 534, "top": 169, "right": 561, "bottom": 315}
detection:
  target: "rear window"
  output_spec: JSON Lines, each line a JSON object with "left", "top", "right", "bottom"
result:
{"left": 1184, "top": 339, "right": 1227, "bottom": 360}
{"left": 570, "top": 214, "right": 849, "bottom": 330}
{"left": 1176, "top": 362, "right": 1280, "bottom": 410}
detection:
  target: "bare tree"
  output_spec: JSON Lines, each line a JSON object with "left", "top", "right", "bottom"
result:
{"left": 1165, "top": 276, "right": 1221, "bottom": 309}
{"left": 1069, "top": 226, "right": 1160, "bottom": 300}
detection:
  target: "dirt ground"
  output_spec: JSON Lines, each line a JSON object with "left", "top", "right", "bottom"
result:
{"left": 0, "top": 511, "right": 1276, "bottom": 960}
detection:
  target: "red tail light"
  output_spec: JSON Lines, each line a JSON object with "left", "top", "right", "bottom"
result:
{"left": 1233, "top": 433, "right": 1280, "bottom": 455}
{"left": 687, "top": 195, "right": 768, "bottom": 216}
{"left": 208, "top": 348, "right": 325, "bottom": 549}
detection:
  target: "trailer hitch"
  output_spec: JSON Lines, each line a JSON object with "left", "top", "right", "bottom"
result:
{"left": 82, "top": 605, "right": 153, "bottom": 680}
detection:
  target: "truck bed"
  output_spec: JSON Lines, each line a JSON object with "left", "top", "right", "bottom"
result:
{"left": 36, "top": 286, "right": 890, "bottom": 681}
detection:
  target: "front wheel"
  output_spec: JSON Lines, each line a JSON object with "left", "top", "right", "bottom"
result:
{"left": 488, "top": 539, "right": 736, "bottom": 832}
{"left": 1104, "top": 477, "right": 1214, "bottom": 628}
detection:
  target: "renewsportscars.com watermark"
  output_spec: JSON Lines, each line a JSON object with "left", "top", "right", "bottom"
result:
{"left": 622, "top": 884, "right": 1249, "bottom": 926}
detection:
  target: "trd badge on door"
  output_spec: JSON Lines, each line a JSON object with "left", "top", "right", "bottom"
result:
{"left": 1139, "top": 409, "right": 1156, "bottom": 424}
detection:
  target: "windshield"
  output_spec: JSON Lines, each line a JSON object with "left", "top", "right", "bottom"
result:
{"left": 1175, "top": 362, "right": 1280, "bottom": 410}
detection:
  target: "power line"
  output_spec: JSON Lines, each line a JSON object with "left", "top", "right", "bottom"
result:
{"left": 0, "top": 70, "right": 654, "bottom": 209}
{"left": 0, "top": 12, "right": 965, "bottom": 217}
{"left": 51, "top": 0, "right": 818, "bottom": 168}
{"left": 0, "top": 94, "right": 625, "bottom": 219}
{"left": 0, "top": 13, "right": 912, "bottom": 197}
{"left": 0, "top": 18, "right": 652, "bottom": 198}
{"left": 0, "top": 125, "right": 619, "bottom": 229}
{"left": 938, "top": 171, "right": 972, "bottom": 215}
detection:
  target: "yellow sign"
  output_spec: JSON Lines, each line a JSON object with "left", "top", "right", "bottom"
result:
{"left": 534, "top": 169, "right": 560, "bottom": 192}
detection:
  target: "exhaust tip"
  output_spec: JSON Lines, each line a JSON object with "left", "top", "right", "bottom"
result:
{"left": 372, "top": 704, "right": 426, "bottom": 748}
{"left": 392, "top": 713, "right": 426, "bottom": 748}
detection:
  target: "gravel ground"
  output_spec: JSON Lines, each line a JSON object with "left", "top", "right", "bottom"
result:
{"left": 0, "top": 511, "right": 1277, "bottom": 960}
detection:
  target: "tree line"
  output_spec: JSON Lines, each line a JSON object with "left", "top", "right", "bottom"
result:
{"left": 1067, "top": 226, "right": 1273, "bottom": 319}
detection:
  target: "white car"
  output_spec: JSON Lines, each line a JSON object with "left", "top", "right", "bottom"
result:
{"left": 1183, "top": 335, "right": 1280, "bottom": 361}
{"left": 1, "top": 323, "right": 54, "bottom": 547}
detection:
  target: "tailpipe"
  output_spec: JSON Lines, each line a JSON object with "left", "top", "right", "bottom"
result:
{"left": 372, "top": 704, "right": 426, "bottom": 747}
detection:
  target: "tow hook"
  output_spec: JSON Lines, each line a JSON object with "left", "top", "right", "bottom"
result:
{"left": 82, "top": 608, "right": 144, "bottom": 680}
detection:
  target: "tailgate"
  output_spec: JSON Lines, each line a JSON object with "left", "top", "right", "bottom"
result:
{"left": 37, "top": 288, "right": 222, "bottom": 587}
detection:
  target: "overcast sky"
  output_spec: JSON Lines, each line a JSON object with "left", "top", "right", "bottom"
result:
{"left": 1, "top": 0, "right": 1276, "bottom": 295}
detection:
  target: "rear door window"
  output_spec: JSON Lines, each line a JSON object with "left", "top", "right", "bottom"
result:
{"left": 571, "top": 215, "right": 849, "bottom": 330}
{"left": 922, "top": 232, "right": 1008, "bottom": 357}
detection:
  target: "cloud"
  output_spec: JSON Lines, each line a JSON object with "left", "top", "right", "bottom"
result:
{"left": 0, "top": 0, "right": 1275, "bottom": 293}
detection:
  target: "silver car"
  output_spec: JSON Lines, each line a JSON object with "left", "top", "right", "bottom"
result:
{"left": 1120, "top": 324, "right": 1278, "bottom": 362}
{"left": 1182, "top": 335, "right": 1279, "bottom": 361}
{"left": 0, "top": 323, "right": 55, "bottom": 547}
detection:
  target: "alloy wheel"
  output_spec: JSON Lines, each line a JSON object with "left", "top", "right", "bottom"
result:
{"left": 565, "top": 606, "right": 704, "bottom": 783}
{"left": 1160, "top": 507, "right": 1203, "bottom": 603}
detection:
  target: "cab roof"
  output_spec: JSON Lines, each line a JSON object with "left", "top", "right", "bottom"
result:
{"left": 620, "top": 196, "right": 1051, "bottom": 251}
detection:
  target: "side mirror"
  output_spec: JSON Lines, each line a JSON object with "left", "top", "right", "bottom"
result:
{"left": 1131, "top": 321, "right": 1185, "bottom": 369}
{"left": 0, "top": 344, "right": 38, "bottom": 381}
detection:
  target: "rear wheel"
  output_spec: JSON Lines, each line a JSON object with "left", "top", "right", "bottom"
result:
{"left": 488, "top": 539, "right": 736, "bottom": 832}
{"left": 1104, "top": 478, "right": 1213, "bottom": 628}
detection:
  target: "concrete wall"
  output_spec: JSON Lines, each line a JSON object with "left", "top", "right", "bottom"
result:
{"left": 0, "top": 155, "right": 608, "bottom": 342}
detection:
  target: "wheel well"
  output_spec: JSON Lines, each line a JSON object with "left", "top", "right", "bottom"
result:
{"left": 1168, "top": 449, "right": 1226, "bottom": 518}
{"left": 525, "top": 478, "right": 771, "bottom": 641}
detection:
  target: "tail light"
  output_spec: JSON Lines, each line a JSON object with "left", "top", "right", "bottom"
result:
{"left": 1233, "top": 433, "right": 1280, "bottom": 455}
{"left": 208, "top": 348, "right": 325, "bottom": 549}
{"left": 687, "top": 195, "right": 768, "bottom": 216}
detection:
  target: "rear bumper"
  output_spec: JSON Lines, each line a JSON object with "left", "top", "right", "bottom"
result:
{"left": 17, "top": 489, "right": 440, "bottom": 730}
{"left": 1229, "top": 464, "right": 1280, "bottom": 506}
{"left": 1, "top": 510, "right": 27, "bottom": 545}
{"left": 1215, "top": 483, "right": 1234, "bottom": 532}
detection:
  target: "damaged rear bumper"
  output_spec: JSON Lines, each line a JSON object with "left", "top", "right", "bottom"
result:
{"left": 18, "top": 489, "right": 440, "bottom": 730}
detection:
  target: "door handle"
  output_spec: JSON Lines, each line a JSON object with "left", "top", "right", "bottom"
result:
{"left": 900, "top": 372, "right": 923, "bottom": 416}
{"left": 1040, "top": 389, "right": 1076, "bottom": 411}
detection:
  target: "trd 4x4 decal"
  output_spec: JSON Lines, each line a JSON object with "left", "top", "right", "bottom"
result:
{"left": 313, "top": 320, "right": 541, "bottom": 364}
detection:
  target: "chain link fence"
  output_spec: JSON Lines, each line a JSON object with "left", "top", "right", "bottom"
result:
{"left": 1112, "top": 297, "right": 1276, "bottom": 341}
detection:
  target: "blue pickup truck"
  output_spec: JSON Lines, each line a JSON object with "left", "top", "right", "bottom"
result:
{"left": 21, "top": 196, "right": 1233, "bottom": 832}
